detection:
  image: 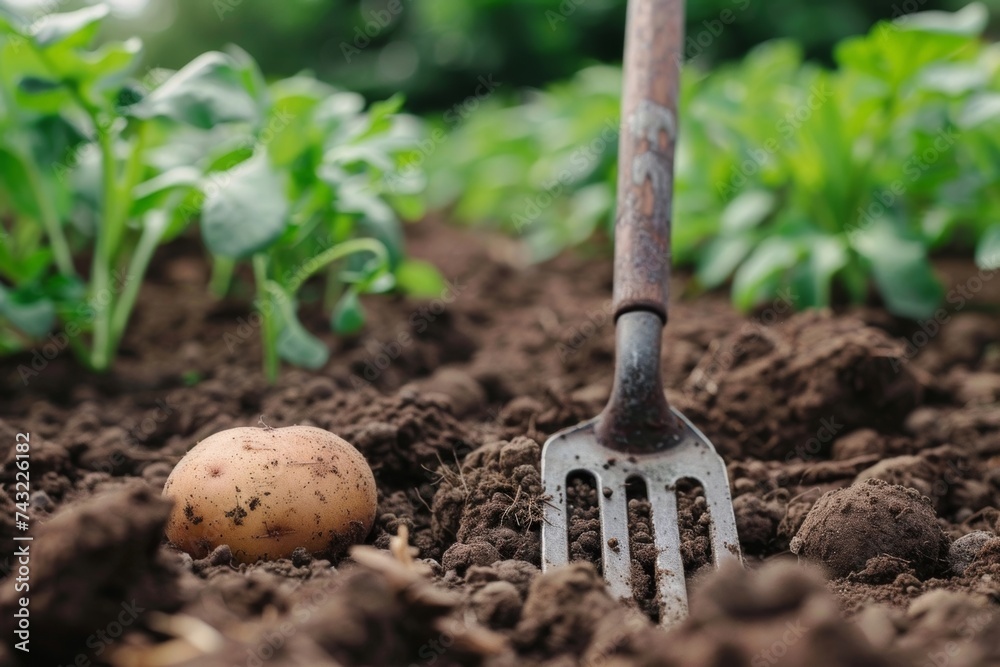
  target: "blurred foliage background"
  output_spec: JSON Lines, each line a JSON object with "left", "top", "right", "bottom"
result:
{"left": 3, "top": 0, "right": 999, "bottom": 333}
{"left": 102, "top": 0, "right": 998, "bottom": 110}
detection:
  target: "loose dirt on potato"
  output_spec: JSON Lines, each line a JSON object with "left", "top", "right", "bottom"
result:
{"left": 1, "top": 220, "right": 999, "bottom": 666}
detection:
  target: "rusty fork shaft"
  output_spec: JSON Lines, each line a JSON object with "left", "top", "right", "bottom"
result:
{"left": 541, "top": 0, "right": 742, "bottom": 625}
{"left": 597, "top": 0, "right": 684, "bottom": 452}
{"left": 610, "top": 0, "right": 682, "bottom": 322}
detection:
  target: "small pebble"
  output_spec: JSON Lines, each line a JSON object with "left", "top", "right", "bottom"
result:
{"left": 207, "top": 544, "right": 233, "bottom": 566}
{"left": 30, "top": 491, "right": 52, "bottom": 512}
{"left": 291, "top": 547, "right": 313, "bottom": 568}
{"left": 948, "top": 531, "right": 993, "bottom": 575}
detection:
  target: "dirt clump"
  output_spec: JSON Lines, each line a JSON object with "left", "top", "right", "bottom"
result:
{"left": 469, "top": 580, "right": 523, "bottom": 628}
{"left": 432, "top": 436, "right": 544, "bottom": 569}
{"left": 406, "top": 366, "right": 488, "bottom": 418}
{"left": 790, "top": 479, "right": 948, "bottom": 579}
{"left": 891, "top": 589, "right": 1000, "bottom": 666}
{"left": 962, "top": 537, "right": 1000, "bottom": 578}
{"left": 301, "top": 548, "right": 504, "bottom": 666}
{"left": 854, "top": 455, "right": 939, "bottom": 504}
{"left": 657, "top": 560, "right": 901, "bottom": 667}
{"left": 276, "top": 385, "right": 478, "bottom": 489}
{"left": 733, "top": 492, "right": 785, "bottom": 554}
{"left": 678, "top": 312, "right": 922, "bottom": 460}
{"left": 948, "top": 531, "right": 995, "bottom": 575}
{"left": 0, "top": 485, "right": 181, "bottom": 666}
{"left": 513, "top": 562, "right": 650, "bottom": 662}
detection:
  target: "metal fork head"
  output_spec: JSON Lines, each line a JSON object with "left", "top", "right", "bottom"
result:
{"left": 540, "top": 406, "right": 742, "bottom": 627}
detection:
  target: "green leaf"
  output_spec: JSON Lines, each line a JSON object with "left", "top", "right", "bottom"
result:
{"left": 131, "top": 166, "right": 201, "bottom": 217}
{"left": 313, "top": 91, "right": 366, "bottom": 128}
{"left": 333, "top": 177, "right": 404, "bottom": 265}
{"left": 802, "top": 236, "right": 848, "bottom": 306}
{"left": 31, "top": 4, "right": 108, "bottom": 48}
{"left": 128, "top": 52, "right": 259, "bottom": 129}
{"left": 0, "top": 286, "right": 56, "bottom": 338}
{"left": 53, "top": 38, "right": 142, "bottom": 96}
{"left": 224, "top": 44, "right": 269, "bottom": 113}
{"left": 0, "top": 147, "right": 41, "bottom": 219}
{"left": 731, "top": 238, "right": 802, "bottom": 311}
{"left": 896, "top": 3, "right": 988, "bottom": 36}
{"left": 358, "top": 270, "right": 396, "bottom": 294}
{"left": 28, "top": 115, "right": 88, "bottom": 167}
{"left": 0, "top": 247, "right": 52, "bottom": 284}
{"left": 696, "top": 235, "right": 752, "bottom": 289}
{"left": 958, "top": 93, "right": 1000, "bottom": 129}
{"left": 721, "top": 189, "right": 775, "bottom": 233}
{"left": 331, "top": 289, "right": 365, "bottom": 335}
{"left": 917, "top": 64, "right": 987, "bottom": 95}
{"left": 366, "top": 93, "right": 406, "bottom": 130}
{"left": 14, "top": 76, "right": 72, "bottom": 113}
{"left": 275, "top": 300, "right": 329, "bottom": 369}
{"left": 161, "top": 188, "right": 203, "bottom": 242}
{"left": 395, "top": 259, "right": 446, "bottom": 297}
{"left": 854, "top": 224, "right": 942, "bottom": 318}
{"left": 201, "top": 154, "right": 288, "bottom": 258}
{"left": 871, "top": 255, "right": 942, "bottom": 318}
{"left": 0, "top": 3, "right": 27, "bottom": 34}
{"left": 18, "top": 76, "right": 60, "bottom": 94}
{"left": 389, "top": 193, "right": 426, "bottom": 221}
{"left": 976, "top": 225, "right": 1000, "bottom": 270}
{"left": 265, "top": 91, "right": 323, "bottom": 167}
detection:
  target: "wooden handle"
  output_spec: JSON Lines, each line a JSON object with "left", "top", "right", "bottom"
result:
{"left": 611, "top": 0, "right": 683, "bottom": 322}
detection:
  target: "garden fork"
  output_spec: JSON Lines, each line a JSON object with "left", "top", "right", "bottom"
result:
{"left": 540, "top": 0, "right": 742, "bottom": 626}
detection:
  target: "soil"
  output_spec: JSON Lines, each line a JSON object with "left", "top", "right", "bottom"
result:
{"left": 789, "top": 478, "right": 948, "bottom": 579}
{"left": 2, "top": 219, "right": 1000, "bottom": 666}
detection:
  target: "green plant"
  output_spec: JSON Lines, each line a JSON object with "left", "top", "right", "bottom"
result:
{"left": 0, "top": 2, "right": 439, "bottom": 380}
{"left": 430, "top": 3, "right": 1000, "bottom": 318}
{"left": 425, "top": 65, "right": 621, "bottom": 261}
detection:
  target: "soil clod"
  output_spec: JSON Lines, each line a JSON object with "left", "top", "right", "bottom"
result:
{"left": 790, "top": 479, "right": 948, "bottom": 579}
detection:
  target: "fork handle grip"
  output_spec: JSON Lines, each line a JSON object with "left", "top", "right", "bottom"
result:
{"left": 611, "top": 0, "right": 683, "bottom": 322}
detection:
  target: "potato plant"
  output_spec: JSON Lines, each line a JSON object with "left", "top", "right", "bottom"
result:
{"left": 0, "top": 3, "right": 441, "bottom": 380}
{"left": 429, "top": 3, "right": 1000, "bottom": 318}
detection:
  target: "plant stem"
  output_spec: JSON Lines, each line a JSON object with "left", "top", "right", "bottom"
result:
{"left": 323, "top": 267, "right": 344, "bottom": 312}
{"left": 107, "top": 124, "right": 148, "bottom": 254}
{"left": 87, "top": 124, "right": 120, "bottom": 372}
{"left": 107, "top": 214, "right": 165, "bottom": 357}
{"left": 253, "top": 254, "right": 279, "bottom": 383}
{"left": 284, "top": 238, "right": 388, "bottom": 295}
{"left": 209, "top": 256, "right": 236, "bottom": 298}
{"left": 22, "top": 152, "right": 75, "bottom": 276}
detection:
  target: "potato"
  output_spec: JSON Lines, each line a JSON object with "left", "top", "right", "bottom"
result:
{"left": 162, "top": 425, "right": 377, "bottom": 563}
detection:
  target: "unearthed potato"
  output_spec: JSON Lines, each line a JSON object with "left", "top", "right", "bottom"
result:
{"left": 163, "top": 425, "right": 377, "bottom": 563}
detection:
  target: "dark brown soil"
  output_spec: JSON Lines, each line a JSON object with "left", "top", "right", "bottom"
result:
{"left": 2, "top": 220, "right": 1000, "bottom": 666}
{"left": 790, "top": 478, "right": 948, "bottom": 579}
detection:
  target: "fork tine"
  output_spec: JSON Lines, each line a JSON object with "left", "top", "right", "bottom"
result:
{"left": 541, "top": 417, "right": 742, "bottom": 626}
{"left": 647, "top": 480, "right": 688, "bottom": 626}
{"left": 701, "top": 470, "right": 742, "bottom": 567}
{"left": 597, "top": 475, "right": 634, "bottom": 602}
{"left": 674, "top": 412, "right": 743, "bottom": 567}
{"left": 540, "top": 469, "right": 571, "bottom": 571}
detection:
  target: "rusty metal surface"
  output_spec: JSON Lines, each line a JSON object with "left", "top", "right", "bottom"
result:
{"left": 539, "top": 0, "right": 742, "bottom": 624}
{"left": 540, "top": 407, "right": 742, "bottom": 626}
{"left": 595, "top": 311, "right": 682, "bottom": 452}
{"left": 611, "top": 0, "right": 682, "bottom": 322}
{"left": 600, "top": 0, "right": 686, "bottom": 451}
